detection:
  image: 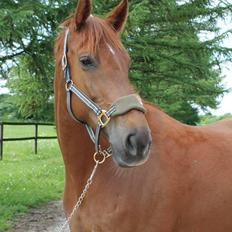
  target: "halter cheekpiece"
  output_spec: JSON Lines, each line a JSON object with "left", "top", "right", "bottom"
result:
{"left": 61, "top": 28, "right": 146, "bottom": 158}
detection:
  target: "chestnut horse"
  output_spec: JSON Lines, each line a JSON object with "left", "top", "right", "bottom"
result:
{"left": 55, "top": 0, "right": 232, "bottom": 231}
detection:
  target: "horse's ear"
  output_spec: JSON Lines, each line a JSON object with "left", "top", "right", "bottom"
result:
{"left": 75, "top": 0, "right": 92, "bottom": 30}
{"left": 106, "top": 0, "right": 128, "bottom": 33}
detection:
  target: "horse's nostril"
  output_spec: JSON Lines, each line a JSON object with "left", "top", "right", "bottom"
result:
{"left": 125, "top": 129, "right": 151, "bottom": 159}
{"left": 126, "top": 133, "right": 137, "bottom": 157}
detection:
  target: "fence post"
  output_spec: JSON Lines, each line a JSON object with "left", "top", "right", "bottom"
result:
{"left": 35, "top": 123, "right": 38, "bottom": 154}
{"left": 0, "top": 122, "right": 3, "bottom": 160}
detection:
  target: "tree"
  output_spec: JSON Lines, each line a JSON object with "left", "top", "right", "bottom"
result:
{"left": 0, "top": 0, "right": 231, "bottom": 124}
{"left": 7, "top": 56, "right": 54, "bottom": 121}
{"left": 0, "top": 0, "right": 75, "bottom": 121}
{"left": 0, "top": 94, "right": 19, "bottom": 121}
{"left": 125, "top": 0, "right": 232, "bottom": 123}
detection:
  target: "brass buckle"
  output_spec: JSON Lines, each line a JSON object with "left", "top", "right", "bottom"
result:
{"left": 93, "top": 150, "right": 111, "bottom": 164}
{"left": 65, "top": 80, "right": 73, "bottom": 91}
{"left": 98, "top": 110, "right": 110, "bottom": 128}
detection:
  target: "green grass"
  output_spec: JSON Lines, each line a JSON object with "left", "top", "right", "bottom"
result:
{"left": 0, "top": 125, "right": 64, "bottom": 232}
{"left": 3, "top": 124, "right": 57, "bottom": 138}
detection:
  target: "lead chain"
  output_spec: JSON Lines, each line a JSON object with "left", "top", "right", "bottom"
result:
{"left": 56, "top": 161, "right": 99, "bottom": 232}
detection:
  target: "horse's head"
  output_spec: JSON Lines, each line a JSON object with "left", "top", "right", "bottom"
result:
{"left": 57, "top": 0, "right": 152, "bottom": 167}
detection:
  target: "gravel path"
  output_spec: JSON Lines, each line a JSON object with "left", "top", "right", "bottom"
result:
{"left": 7, "top": 201, "right": 69, "bottom": 232}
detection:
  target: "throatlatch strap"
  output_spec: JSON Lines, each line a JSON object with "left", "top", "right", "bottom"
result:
{"left": 66, "top": 90, "right": 83, "bottom": 124}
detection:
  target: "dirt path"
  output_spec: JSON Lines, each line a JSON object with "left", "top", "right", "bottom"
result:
{"left": 8, "top": 201, "right": 69, "bottom": 232}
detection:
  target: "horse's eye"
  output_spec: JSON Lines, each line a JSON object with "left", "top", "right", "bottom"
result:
{"left": 79, "top": 56, "right": 96, "bottom": 70}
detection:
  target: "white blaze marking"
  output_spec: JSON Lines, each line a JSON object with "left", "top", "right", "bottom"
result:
{"left": 107, "top": 43, "right": 115, "bottom": 55}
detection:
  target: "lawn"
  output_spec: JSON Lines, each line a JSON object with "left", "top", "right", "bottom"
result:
{"left": 0, "top": 124, "right": 64, "bottom": 232}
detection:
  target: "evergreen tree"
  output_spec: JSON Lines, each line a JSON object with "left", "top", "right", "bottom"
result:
{"left": 0, "top": 0, "right": 231, "bottom": 123}
{"left": 125, "top": 0, "right": 232, "bottom": 123}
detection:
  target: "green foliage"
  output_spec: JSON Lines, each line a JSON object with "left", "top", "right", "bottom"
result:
{"left": 0, "top": 94, "right": 20, "bottom": 121}
{"left": 125, "top": 0, "right": 231, "bottom": 124}
{"left": 1, "top": 0, "right": 232, "bottom": 124}
{"left": 199, "top": 113, "right": 232, "bottom": 125}
{"left": 0, "top": 125, "right": 63, "bottom": 231}
{"left": 7, "top": 56, "right": 54, "bottom": 121}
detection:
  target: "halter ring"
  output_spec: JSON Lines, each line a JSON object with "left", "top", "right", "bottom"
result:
{"left": 98, "top": 110, "right": 110, "bottom": 128}
{"left": 94, "top": 151, "right": 106, "bottom": 164}
{"left": 93, "top": 149, "right": 111, "bottom": 164}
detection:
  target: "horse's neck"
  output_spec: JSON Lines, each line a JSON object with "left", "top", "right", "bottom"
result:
{"left": 144, "top": 102, "right": 184, "bottom": 141}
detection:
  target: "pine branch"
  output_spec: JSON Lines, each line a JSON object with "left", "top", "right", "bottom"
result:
{"left": 0, "top": 50, "right": 25, "bottom": 62}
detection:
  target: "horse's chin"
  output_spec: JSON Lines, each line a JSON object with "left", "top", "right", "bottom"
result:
{"left": 110, "top": 145, "right": 151, "bottom": 168}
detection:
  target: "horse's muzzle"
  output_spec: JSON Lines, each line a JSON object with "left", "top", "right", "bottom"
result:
{"left": 107, "top": 121, "right": 152, "bottom": 167}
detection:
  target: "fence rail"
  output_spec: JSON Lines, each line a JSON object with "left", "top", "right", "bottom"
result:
{"left": 0, "top": 122, "right": 57, "bottom": 160}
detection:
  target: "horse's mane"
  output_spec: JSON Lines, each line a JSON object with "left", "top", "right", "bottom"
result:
{"left": 55, "top": 15, "right": 126, "bottom": 58}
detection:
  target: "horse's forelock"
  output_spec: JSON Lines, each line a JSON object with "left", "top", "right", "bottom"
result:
{"left": 55, "top": 15, "right": 126, "bottom": 58}
{"left": 80, "top": 16, "right": 125, "bottom": 54}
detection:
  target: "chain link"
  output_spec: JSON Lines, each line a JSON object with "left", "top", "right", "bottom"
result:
{"left": 56, "top": 161, "right": 99, "bottom": 232}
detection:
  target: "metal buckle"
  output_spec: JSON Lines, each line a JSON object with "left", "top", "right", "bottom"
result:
{"left": 97, "top": 110, "right": 110, "bottom": 128}
{"left": 93, "top": 150, "right": 111, "bottom": 164}
{"left": 65, "top": 80, "right": 73, "bottom": 91}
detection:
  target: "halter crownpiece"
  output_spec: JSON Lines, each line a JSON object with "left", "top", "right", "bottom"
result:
{"left": 62, "top": 28, "right": 146, "bottom": 158}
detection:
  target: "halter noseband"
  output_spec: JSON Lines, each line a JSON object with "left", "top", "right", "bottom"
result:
{"left": 61, "top": 28, "right": 145, "bottom": 157}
